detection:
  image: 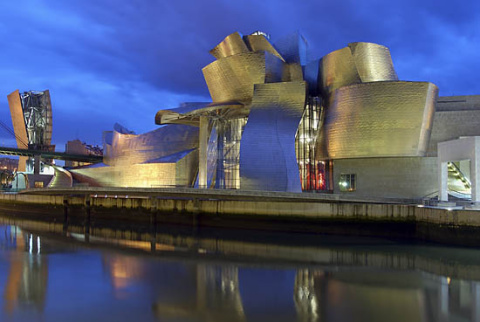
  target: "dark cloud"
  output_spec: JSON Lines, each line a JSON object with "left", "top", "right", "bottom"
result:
{"left": 0, "top": 0, "right": 479, "bottom": 148}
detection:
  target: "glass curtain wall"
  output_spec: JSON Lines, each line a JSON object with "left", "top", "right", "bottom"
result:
{"left": 295, "top": 97, "right": 325, "bottom": 191}
{"left": 213, "top": 117, "right": 247, "bottom": 189}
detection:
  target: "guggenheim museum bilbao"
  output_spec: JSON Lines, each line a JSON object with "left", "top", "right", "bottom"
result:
{"left": 53, "top": 31, "right": 480, "bottom": 200}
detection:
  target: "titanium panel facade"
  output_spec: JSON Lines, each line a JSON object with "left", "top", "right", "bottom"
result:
{"left": 319, "top": 47, "right": 361, "bottom": 96}
{"left": 104, "top": 124, "right": 199, "bottom": 166}
{"left": 243, "top": 34, "right": 285, "bottom": 61}
{"left": 273, "top": 31, "right": 308, "bottom": 65}
{"left": 68, "top": 31, "right": 446, "bottom": 197}
{"left": 7, "top": 90, "right": 28, "bottom": 149}
{"left": 202, "top": 52, "right": 284, "bottom": 103}
{"left": 240, "top": 81, "right": 306, "bottom": 192}
{"left": 72, "top": 144, "right": 198, "bottom": 188}
{"left": 349, "top": 42, "right": 398, "bottom": 82}
{"left": 319, "top": 81, "right": 438, "bottom": 159}
{"left": 305, "top": 60, "right": 320, "bottom": 96}
{"left": 284, "top": 63, "right": 304, "bottom": 82}
{"left": 319, "top": 43, "right": 398, "bottom": 96}
{"left": 209, "top": 32, "right": 249, "bottom": 60}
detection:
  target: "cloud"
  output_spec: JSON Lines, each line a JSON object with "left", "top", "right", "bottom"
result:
{"left": 0, "top": 0, "right": 479, "bottom": 148}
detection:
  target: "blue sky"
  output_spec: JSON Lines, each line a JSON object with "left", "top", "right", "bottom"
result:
{"left": 0, "top": 0, "right": 479, "bottom": 150}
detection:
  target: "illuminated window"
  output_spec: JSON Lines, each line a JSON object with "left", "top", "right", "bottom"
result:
{"left": 339, "top": 174, "right": 356, "bottom": 192}
{"left": 34, "top": 181, "right": 44, "bottom": 188}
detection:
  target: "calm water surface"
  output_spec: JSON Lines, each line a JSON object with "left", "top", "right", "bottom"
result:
{"left": 1, "top": 215, "right": 480, "bottom": 322}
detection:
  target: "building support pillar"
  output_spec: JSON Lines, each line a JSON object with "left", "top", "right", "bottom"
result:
{"left": 472, "top": 152, "right": 480, "bottom": 203}
{"left": 439, "top": 161, "right": 448, "bottom": 202}
{"left": 33, "top": 155, "right": 41, "bottom": 175}
{"left": 198, "top": 116, "right": 208, "bottom": 189}
{"left": 215, "top": 120, "right": 225, "bottom": 189}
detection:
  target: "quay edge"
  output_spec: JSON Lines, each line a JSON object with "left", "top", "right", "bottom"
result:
{"left": 1, "top": 188, "right": 480, "bottom": 247}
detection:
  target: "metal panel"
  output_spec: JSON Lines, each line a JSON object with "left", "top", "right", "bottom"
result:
{"left": 318, "top": 81, "right": 438, "bottom": 159}
{"left": 319, "top": 42, "right": 399, "bottom": 96}
{"left": 243, "top": 34, "right": 285, "bottom": 61}
{"left": 349, "top": 42, "right": 398, "bottom": 82}
{"left": 319, "top": 47, "right": 361, "bottom": 97}
{"left": 282, "top": 63, "right": 304, "bottom": 82}
{"left": 71, "top": 162, "right": 178, "bottom": 187}
{"left": 273, "top": 31, "right": 308, "bottom": 65}
{"left": 7, "top": 90, "right": 28, "bottom": 149}
{"left": 71, "top": 150, "right": 198, "bottom": 188}
{"left": 240, "top": 81, "right": 306, "bottom": 192}
{"left": 104, "top": 124, "right": 199, "bottom": 166}
{"left": 7, "top": 90, "right": 28, "bottom": 172}
{"left": 202, "top": 52, "right": 284, "bottom": 103}
{"left": 304, "top": 60, "right": 320, "bottom": 96}
{"left": 42, "top": 90, "right": 53, "bottom": 146}
{"left": 209, "top": 32, "right": 249, "bottom": 60}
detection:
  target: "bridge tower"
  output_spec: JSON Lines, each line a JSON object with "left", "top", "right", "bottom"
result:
{"left": 7, "top": 90, "right": 54, "bottom": 173}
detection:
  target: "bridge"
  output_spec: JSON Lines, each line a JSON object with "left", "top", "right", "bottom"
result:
{"left": 0, "top": 114, "right": 102, "bottom": 165}
{"left": 0, "top": 146, "right": 103, "bottom": 163}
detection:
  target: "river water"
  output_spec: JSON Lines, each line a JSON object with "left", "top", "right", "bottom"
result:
{"left": 1, "top": 214, "right": 480, "bottom": 322}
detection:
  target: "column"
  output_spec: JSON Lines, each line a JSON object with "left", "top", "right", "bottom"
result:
{"left": 472, "top": 154, "right": 480, "bottom": 203}
{"left": 198, "top": 116, "right": 208, "bottom": 189}
{"left": 438, "top": 161, "right": 448, "bottom": 202}
{"left": 33, "top": 155, "right": 41, "bottom": 175}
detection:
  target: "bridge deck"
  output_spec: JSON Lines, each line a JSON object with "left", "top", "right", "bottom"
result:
{"left": 0, "top": 146, "right": 103, "bottom": 163}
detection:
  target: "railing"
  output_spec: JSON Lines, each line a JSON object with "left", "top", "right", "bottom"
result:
{"left": 447, "top": 162, "right": 471, "bottom": 189}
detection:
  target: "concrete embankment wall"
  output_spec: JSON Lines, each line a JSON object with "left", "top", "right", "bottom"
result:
{"left": 1, "top": 191, "right": 480, "bottom": 246}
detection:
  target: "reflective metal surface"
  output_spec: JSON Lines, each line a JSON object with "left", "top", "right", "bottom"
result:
{"left": 6, "top": 90, "right": 29, "bottom": 150}
{"left": 64, "top": 32, "right": 442, "bottom": 195}
{"left": 273, "top": 31, "right": 308, "bottom": 65}
{"left": 103, "top": 124, "right": 198, "bottom": 167}
{"left": 209, "top": 32, "right": 249, "bottom": 60}
{"left": 240, "top": 81, "right": 306, "bottom": 192}
{"left": 349, "top": 42, "right": 398, "bottom": 82}
{"left": 203, "top": 51, "right": 284, "bottom": 103}
{"left": 7, "top": 90, "right": 29, "bottom": 172}
{"left": 243, "top": 34, "right": 285, "bottom": 61}
{"left": 71, "top": 124, "right": 199, "bottom": 187}
{"left": 319, "top": 42, "right": 398, "bottom": 96}
{"left": 319, "top": 81, "right": 438, "bottom": 159}
{"left": 319, "top": 46, "right": 361, "bottom": 96}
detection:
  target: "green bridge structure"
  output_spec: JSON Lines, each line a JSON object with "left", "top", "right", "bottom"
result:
{"left": 0, "top": 146, "right": 103, "bottom": 164}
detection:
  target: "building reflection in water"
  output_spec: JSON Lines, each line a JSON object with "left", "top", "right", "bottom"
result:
{"left": 102, "top": 253, "right": 246, "bottom": 321}
{"left": 195, "top": 265, "right": 245, "bottom": 322}
{"left": 294, "top": 269, "right": 323, "bottom": 322}
{"left": 95, "top": 231, "right": 480, "bottom": 322}
{"left": 4, "top": 220, "right": 480, "bottom": 321}
{"left": 293, "top": 269, "right": 480, "bottom": 322}
{"left": 2, "top": 226, "right": 48, "bottom": 316}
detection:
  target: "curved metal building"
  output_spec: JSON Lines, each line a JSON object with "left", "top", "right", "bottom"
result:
{"left": 240, "top": 81, "right": 306, "bottom": 192}
{"left": 319, "top": 81, "right": 438, "bottom": 159}
{"left": 319, "top": 42, "right": 398, "bottom": 97}
{"left": 203, "top": 51, "right": 284, "bottom": 103}
{"left": 66, "top": 31, "right": 446, "bottom": 198}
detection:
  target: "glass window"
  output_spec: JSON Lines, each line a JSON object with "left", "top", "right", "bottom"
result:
{"left": 339, "top": 174, "right": 356, "bottom": 192}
